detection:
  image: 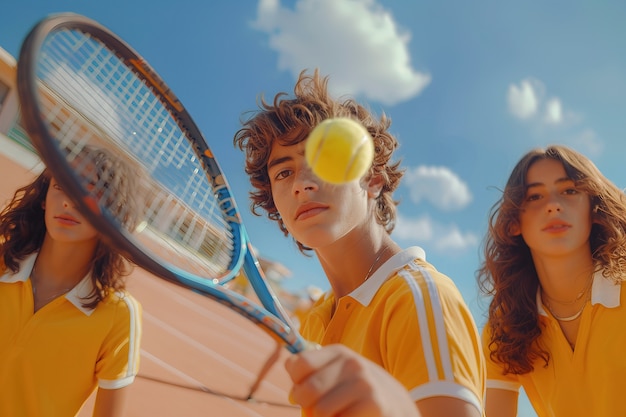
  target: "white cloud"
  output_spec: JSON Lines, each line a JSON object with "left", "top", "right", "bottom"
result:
{"left": 431, "top": 225, "right": 479, "bottom": 252}
{"left": 507, "top": 78, "right": 568, "bottom": 127}
{"left": 394, "top": 213, "right": 478, "bottom": 253}
{"left": 507, "top": 79, "right": 540, "bottom": 120}
{"left": 544, "top": 97, "right": 563, "bottom": 124}
{"left": 393, "top": 214, "right": 433, "bottom": 241}
{"left": 506, "top": 78, "right": 604, "bottom": 154}
{"left": 253, "top": 0, "right": 430, "bottom": 106}
{"left": 403, "top": 165, "right": 472, "bottom": 211}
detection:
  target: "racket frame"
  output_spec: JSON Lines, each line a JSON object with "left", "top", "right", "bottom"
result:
{"left": 17, "top": 12, "right": 307, "bottom": 353}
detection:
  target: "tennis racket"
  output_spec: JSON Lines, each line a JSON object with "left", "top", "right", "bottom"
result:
{"left": 17, "top": 12, "right": 309, "bottom": 354}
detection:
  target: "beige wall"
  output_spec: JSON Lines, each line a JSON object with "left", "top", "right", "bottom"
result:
{"left": 0, "top": 46, "right": 42, "bottom": 173}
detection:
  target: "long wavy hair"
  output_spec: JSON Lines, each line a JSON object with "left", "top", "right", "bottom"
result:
{"left": 477, "top": 145, "right": 626, "bottom": 374}
{"left": 0, "top": 166, "right": 135, "bottom": 309}
{"left": 233, "top": 69, "right": 404, "bottom": 253}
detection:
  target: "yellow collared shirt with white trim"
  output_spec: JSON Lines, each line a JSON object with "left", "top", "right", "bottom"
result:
{"left": 302, "top": 247, "right": 486, "bottom": 414}
{"left": 0, "top": 253, "right": 142, "bottom": 417}
{"left": 483, "top": 269, "right": 626, "bottom": 417}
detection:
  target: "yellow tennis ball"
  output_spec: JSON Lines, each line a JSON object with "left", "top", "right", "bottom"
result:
{"left": 305, "top": 117, "right": 374, "bottom": 184}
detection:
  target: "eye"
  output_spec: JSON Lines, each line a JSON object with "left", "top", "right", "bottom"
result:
{"left": 525, "top": 192, "right": 541, "bottom": 202}
{"left": 563, "top": 187, "right": 579, "bottom": 195}
{"left": 273, "top": 168, "right": 293, "bottom": 181}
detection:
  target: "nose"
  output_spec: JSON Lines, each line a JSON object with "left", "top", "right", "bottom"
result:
{"left": 546, "top": 194, "right": 562, "bottom": 213}
{"left": 62, "top": 194, "right": 76, "bottom": 209}
{"left": 292, "top": 165, "right": 319, "bottom": 195}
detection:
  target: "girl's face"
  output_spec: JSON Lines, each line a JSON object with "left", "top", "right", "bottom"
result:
{"left": 267, "top": 140, "right": 380, "bottom": 250}
{"left": 43, "top": 178, "right": 99, "bottom": 245}
{"left": 515, "top": 158, "right": 593, "bottom": 259}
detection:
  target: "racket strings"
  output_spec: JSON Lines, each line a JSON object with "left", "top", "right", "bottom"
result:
{"left": 35, "top": 28, "right": 238, "bottom": 280}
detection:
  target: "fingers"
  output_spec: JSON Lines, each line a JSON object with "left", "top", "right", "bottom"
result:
{"left": 285, "top": 345, "right": 380, "bottom": 416}
{"left": 286, "top": 343, "right": 344, "bottom": 383}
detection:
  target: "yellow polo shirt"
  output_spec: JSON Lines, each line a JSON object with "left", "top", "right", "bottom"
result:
{"left": 0, "top": 253, "right": 142, "bottom": 417}
{"left": 301, "top": 247, "right": 485, "bottom": 413}
{"left": 483, "top": 270, "right": 626, "bottom": 417}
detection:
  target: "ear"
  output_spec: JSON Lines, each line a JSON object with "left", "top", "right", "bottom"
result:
{"left": 365, "top": 174, "right": 384, "bottom": 199}
{"left": 592, "top": 205, "right": 601, "bottom": 224}
{"left": 509, "top": 221, "right": 521, "bottom": 236}
{"left": 41, "top": 200, "right": 46, "bottom": 210}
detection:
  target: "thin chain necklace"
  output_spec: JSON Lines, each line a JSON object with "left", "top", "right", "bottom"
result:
{"left": 543, "top": 291, "right": 590, "bottom": 322}
{"left": 32, "top": 282, "right": 72, "bottom": 302}
{"left": 31, "top": 264, "right": 72, "bottom": 302}
{"left": 330, "top": 245, "right": 392, "bottom": 318}
{"left": 542, "top": 275, "right": 594, "bottom": 305}
{"left": 364, "top": 246, "right": 392, "bottom": 282}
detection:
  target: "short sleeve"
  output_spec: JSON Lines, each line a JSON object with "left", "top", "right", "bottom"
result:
{"left": 383, "top": 261, "right": 485, "bottom": 412}
{"left": 481, "top": 323, "right": 521, "bottom": 392}
{"left": 96, "top": 292, "right": 142, "bottom": 389}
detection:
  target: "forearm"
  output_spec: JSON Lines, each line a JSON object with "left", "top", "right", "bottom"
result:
{"left": 92, "top": 386, "right": 131, "bottom": 417}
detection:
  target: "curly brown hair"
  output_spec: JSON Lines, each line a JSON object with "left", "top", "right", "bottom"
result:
{"left": 477, "top": 145, "right": 626, "bottom": 374}
{"left": 233, "top": 70, "right": 404, "bottom": 253}
{"left": 0, "top": 166, "right": 134, "bottom": 310}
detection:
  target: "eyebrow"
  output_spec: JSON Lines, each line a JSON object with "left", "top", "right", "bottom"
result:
{"left": 267, "top": 149, "right": 305, "bottom": 171}
{"left": 267, "top": 155, "right": 292, "bottom": 171}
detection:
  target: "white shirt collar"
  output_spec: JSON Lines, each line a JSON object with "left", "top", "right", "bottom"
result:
{"left": 537, "top": 268, "right": 621, "bottom": 317}
{"left": 0, "top": 252, "right": 96, "bottom": 316}
{"left": 350, "top": 246, "right": 426, "bottom": 307}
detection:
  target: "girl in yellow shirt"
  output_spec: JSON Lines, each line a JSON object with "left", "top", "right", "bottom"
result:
{"left": 0, "top": 148, "right": 142, "bottom": 417}
{"left": 478, "top": 145, "right": 626, "bottom": 417}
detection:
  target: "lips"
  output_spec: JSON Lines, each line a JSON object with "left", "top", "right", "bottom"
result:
{"left": 295, "top": 201, "right": 328, "bottom": 221}
{"left": 54, "top": 214, "right": 80, "bottom": 225}
{"left": 542, "top": 219, "right": 571, "bottom": 232}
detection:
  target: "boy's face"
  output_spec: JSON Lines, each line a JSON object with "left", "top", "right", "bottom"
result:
{"left": 267, "top": 140, "right": 378, "bottom": 249}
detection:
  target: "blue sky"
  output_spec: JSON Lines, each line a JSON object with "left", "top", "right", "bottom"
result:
{"left": 3, "top": 2, "right": 625, "bottom": 415}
